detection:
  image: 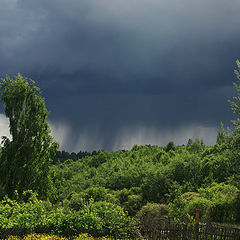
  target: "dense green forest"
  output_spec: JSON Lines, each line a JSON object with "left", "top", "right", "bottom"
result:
{"left": 1, "top": 61, "right": 240, "bottom": 238}
{"left": 52, "top": 135, "right": 240, "bottom": 222}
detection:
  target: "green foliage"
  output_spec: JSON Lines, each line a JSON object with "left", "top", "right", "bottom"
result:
{"left": 0, "top": 74, "right": 59, "bottom": 199}
{"left": 89, "top": 150, "right": 108, "bottom": 168}
{"left": 201, "top": 153, "right": 232, "bottom": 183}
{"left": 123, "top": 194, "right": 142, "bottom": 216}
{"left": 51, "top": 160, "right": 95, "bottom": 201}
{"left": 169, "top": 183, "right": 240, "bottom": 224}
{"left": 87, "top": 201, "right": 132, "bottom": 237}
{"left": 198, "top": 183, "right": 240, "bottom": 223}
{"left": 68, "top": 193, "right": 87, "bottom": 211}
{"left": 136, "top": 203, "right": 169, "bottom": 238}
{"left": 168, "top": 193, "right": 191, "bottom": 223}
{"left": 141, "top": 167, "right": 170, "bottom": 203}
{"left": 82, "top": 187, "right": 116, "bottom": 203}
{"left": 165, "top": 141, "right": 176, "bottom": 152}
{"left": 137, "top": 202, "right": 169, "bottom": 221}
{"left": 49, "top": 135, "right": 240, "bottom": 226}
{"left": 68, "top": 187, "right": 117, "bottom": 211}
{"left": 0, "top": 193, "right": 133, "bottom": 238}
{"left": 229, "top": 59, "right": 240, "bottom": 127}
{"left": 185, "top": 197, "right": 212, "bottom": 221}
{"left": 51, "top": 138, "right": 240, "bottom": 219}
{"left": 0, "top": 191, "right": 47, "bottom": 228}
{"left": 114, "top": 188, "right": 143, "bottom": 216}
{"left": 187, "top": 138, "right": 205, "bottom": 154}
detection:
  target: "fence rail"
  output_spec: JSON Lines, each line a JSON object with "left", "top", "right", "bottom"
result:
{"left": 140, "top": 218, "right": 240, "bottom": 240}
{"left": 1, "top": 219, "right": 240, "bottom": 239}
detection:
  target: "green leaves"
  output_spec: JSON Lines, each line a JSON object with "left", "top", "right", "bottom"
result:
{"left": 229, "top": 60, "right": 240, "bottom": 126}
{"left": 0, "top": 194, "right": 133, "bottom": 238}
{"left": 169, "top": 183, "right": 240, "bottom": 223}
{"left": 0, "top": 73, "right": 59, "bottom": 199}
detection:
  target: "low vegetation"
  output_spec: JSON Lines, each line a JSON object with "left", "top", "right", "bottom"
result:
{"left": 1, "top": 233, "right": 134, "bottom": 240}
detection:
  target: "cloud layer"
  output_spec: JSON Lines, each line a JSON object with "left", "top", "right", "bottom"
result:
{"left": 0, "top": 0, "right": 239, "bottom": 151}
{"left": 0, "top": 114, "right": 218, "bottom": 151}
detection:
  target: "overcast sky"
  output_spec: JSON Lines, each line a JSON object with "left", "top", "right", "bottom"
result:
{"left": 0, "top": 0, "right": 240, "bottom": 152}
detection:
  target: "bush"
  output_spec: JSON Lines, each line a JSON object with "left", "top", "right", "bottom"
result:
{"left": 141, "top": 169, "right": 170, "bottom": 203}
{"left": 169, "top": 183, "right": 240, "bottom": 224}
{"left": 136, "top": 203, "right": 168, "bottom": 238}
{"left": 114, "top": 188, "right": 143, "bottom": 216}
{"left": 68, "top": 193, "right": 86, "bottom": 211}
{"left": 185, "top": 197, "right": 212, "bottom": 221}
{"left": 0, "top": 193, "right": 47, "bottom": 229}
{"left": 86, "top": 201, "right": 133, "bottom": 238}
{"left": 0, "top": 194, "right": 134, "bottom": 238}
{"left": 198, "top": 183, "right": 240, "bottom": 223}
{"left": 123, "top": 194, "right": 143, "bottom": 216}
{"left": 68, "top": 187, "right": 117, "bottom": 211}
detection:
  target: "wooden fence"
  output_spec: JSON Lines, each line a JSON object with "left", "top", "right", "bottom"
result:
{"left": 139, "top": 218, "right": 240, "bottom": 240}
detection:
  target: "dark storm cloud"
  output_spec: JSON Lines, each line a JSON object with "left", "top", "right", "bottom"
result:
{"left": 0, "top": 0, "right": 240, "bottom": 151}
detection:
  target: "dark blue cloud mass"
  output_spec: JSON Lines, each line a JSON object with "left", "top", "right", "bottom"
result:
{"left": 0, "top": 0, "right": 240, "bottom": 151}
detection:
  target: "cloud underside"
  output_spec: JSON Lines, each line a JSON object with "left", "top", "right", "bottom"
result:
{"left": 0, "top": 0, "right": 239, "bottom": 150}
{"left": 0, "top": 114, "right": 217, "bottom": 152}
{"left": 1, "top": 0, "right": 240, "bottom": 89}
{"left": 69, "top": 124, "right": 218, "bottom": 152}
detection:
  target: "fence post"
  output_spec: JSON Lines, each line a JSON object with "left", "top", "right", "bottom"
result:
{"left": 194, "top": 208, "right": 199, "bottom": 240}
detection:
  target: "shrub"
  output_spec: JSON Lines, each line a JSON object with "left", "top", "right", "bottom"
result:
{"left": 68, "top": 193, "right": 86, "bottom": 211}
{"left": 185, "top": 197, "right": 212, "bottom": 221}
{"left": 0, "top": 193, "right": 46, "bottom": 229}
{"left": 86, "top": 201, "right": 134, "bottom": 238}
{"left": 198, "top": 183, "right": 240, "bottom": 223}
{"left": 169, "top": 183, "right": 240, "bottom": 224}
{"left": 136, "top": 203, "right": 168, "bottom": 238}
{"left": 68, "top": 187, "right": 116, "bottom": 211}
{"left": 123, "top": 194, "right": 143, "bottom": 216}
{"left": 114, "top": 188, "right": 143, "bottom": 216}
{"left": 0, "top": 195, "right": 134, "bottom": 238}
